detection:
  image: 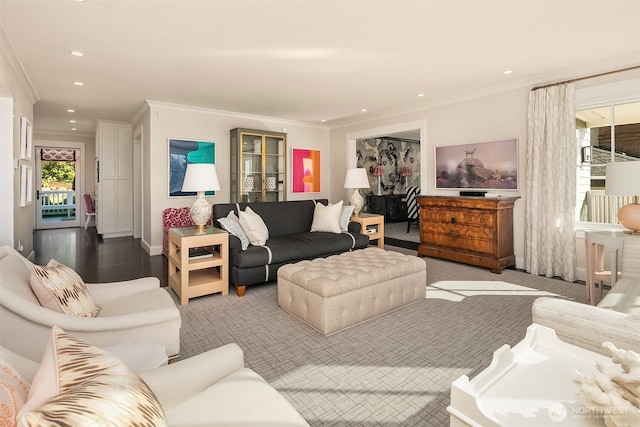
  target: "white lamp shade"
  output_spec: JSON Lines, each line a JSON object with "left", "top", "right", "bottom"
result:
{"left": 605, "top": 161, "right": 640, "bottom": 196}
{"left": 344, "top": 168, "right": 369, "bottom": 189}
{"left": 182, "top": 164, "right": 221, "bottom": 192}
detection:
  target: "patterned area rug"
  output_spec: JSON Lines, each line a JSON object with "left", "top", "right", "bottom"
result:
{"left": 174, "top": 248, "right": 590, "bottom": 426}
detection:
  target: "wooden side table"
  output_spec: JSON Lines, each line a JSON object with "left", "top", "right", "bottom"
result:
{"left": 168, "top": 226, "right": 229, "bottom": 305}
{"left": 584, "top": 230, "right": 626, "bottom": 306}
{"left": 350, "top": 213, "right": 384, "bottom": 248}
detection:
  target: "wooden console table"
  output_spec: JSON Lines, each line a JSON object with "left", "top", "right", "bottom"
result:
{"left": 367, "top": 194, "right": 407, "bottom": 222}
{"left": 417, "top": 196, "right": 519, "bottom": 273}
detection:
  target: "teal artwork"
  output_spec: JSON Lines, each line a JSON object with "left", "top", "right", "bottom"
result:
{"left": 169, "top": 139, "right": 216, "bottom": 197}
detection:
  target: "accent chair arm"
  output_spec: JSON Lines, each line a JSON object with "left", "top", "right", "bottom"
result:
{"left": 532, "top": 297, "right": 640, "bottom": 356}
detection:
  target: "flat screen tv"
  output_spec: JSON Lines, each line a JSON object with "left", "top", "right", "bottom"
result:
{"left": 434, "top": 139, "right": 518, "bottom": 190}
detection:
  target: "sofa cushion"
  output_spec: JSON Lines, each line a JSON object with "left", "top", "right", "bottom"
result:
{"left": 98, "top": 287, "right": 176, "bottom": 317}
{"left": 29, "top": 260, "right": 101, "bottom": 317}
{"left": 311, "top": 200, "right": 343, "bottom": 233}
{"left": 0, "top": 356, "right": 30, "bottom": 427}
{"left": 18, "top": 326, "right": 167, "bottom": 427}
{"left": 218, "top": 210, "right": 249, "bottom": 250}
{"left": 340, "top": 205, "right": 355, "bottom": 232}
{"left": 232, "top": 232, "right": 361, "bottom": 268}
{"left": 239, "top": 207, "right": 269, "bottom": 246}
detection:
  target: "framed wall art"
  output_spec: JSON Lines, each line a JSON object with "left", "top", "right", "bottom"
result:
{"left": 20, "top": 117, "right": 32, "bottom": 160}
{"left": 20, "top": 165, "right": 33, "bottom": 207}
{"left": 168, "top": 138, "right": 216, "bottom": 197}
{"left": 435, "top": 139, "right": 518, "bottom": 190}
{"left": 292, "top": 148, "right": 320, "bottom": 193}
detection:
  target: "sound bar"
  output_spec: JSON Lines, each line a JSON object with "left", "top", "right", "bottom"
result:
{"left": 459, "top": 191, "right": 487, "bottom": 197}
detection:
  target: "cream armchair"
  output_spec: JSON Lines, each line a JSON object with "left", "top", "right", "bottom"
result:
{"left": 0, "top": 342, "right": 310, "bottom": 426}
{"left": 533, "top": 236, "right": 640, "bottom": 356}
{"left": 0, "top": 246, "right": 181, "bottom": 362}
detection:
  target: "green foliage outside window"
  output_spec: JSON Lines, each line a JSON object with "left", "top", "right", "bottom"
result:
{"left": 41, "top": 161, "right": 75, "bottom": 189}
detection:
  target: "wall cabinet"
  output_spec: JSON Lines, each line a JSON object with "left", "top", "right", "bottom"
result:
{"left": 230, "top": 128, "right": 286, "bottom": 203}
{"left": 417, "top": 196, "right": 519, "bottom": 273}
{"left": 96, "top": 121, "right": 133, "bottom": 238}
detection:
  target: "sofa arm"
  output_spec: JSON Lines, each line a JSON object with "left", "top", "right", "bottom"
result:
{"left": 532, "top": 297, "right": 640, "bottom": 355}
{"left": 348, "top": 221, "right": 362, "bottom": 233}
{"left": 140, "top": 343, "right": 245, "bottom": 409}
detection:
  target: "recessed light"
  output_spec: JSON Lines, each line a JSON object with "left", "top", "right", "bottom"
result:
{"left": 361, "top": 109, "right": 367, "bottom": 112}
{"left": 417, "top": 93, "right": 425, "bottom": 97}
{"left": 66, "top": 109, "right": 75, "bottom": 113}
{"left": 502, "top": 70, "right": 513, "bottom": 75}
{"left": 70, "top": 120, "right": 77, "bottom": 123}
{"left": 70, "top": 50, "right": 84, "bottom": 57}
{"left": 73, "top": 81, "right": 84, "bottom": 86}
{"left": 320, "top": 119, "right": 326, "bottom": 122}
{"left": 71, "top": 128, "right": 77, "bottom": 131}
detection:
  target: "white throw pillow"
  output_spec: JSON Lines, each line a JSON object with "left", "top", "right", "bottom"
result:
{"left": 238, "top": 207, "right": 269, "bottom": 246}
{"left": 0, "top": 356, "right": 29, "bottom": 427}
{"left": 340, "top": 204, "right": 354, "bottom": 232}
{"left": 311, "top": 200, "right": 343, "bottom": 233}
{"left": 218, "top": 211, "right": 250, "bottom": 250}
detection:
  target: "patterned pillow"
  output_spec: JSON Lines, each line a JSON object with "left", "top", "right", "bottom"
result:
{"left": 0, "top": 357, "right": 30, "bottom": 427}
{"left": 30, "top": 260, "right": 100, "bottom": 317}
{"left": 238, "top": 207, "right": 269, "bottom": 246}
{"left": 18, "top": 326, "right": 167, "bottom": 427}
{"left": 311, "top": 200, "right": 343, "bottom": 233}
{"left": 218, "top": 211, "right": 250, "bottom": 250}
{"left": 340, "top": 204, "right": 354, "bottom": 232}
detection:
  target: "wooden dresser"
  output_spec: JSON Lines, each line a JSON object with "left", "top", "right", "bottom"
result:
{"left": 417, "top": 196, "right": 519, "bottom": 273}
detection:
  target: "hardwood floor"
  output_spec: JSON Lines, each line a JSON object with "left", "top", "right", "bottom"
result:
{"left": 34, "top": 227, "right": 168, "bottom": 286}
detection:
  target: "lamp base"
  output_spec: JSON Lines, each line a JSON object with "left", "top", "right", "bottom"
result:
{"left": 351, "top": 189, "right": 364, "bottom": 216}
{"left": 618, "top": 203, "right": 640, "bottom": 234}
{"left": 190, "top": 191, "right": 212, "bottom": 233}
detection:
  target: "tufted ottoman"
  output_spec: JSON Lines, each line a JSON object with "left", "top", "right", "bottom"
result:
{"left": 277, "top": 247, "right": 427, "bottom": 335}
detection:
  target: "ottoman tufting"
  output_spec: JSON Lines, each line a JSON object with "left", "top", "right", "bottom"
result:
{"left": 277, "top": 247, "right": 427, "bottom": 335}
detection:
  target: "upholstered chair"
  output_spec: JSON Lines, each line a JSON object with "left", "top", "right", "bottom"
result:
{"left": 0, "top": 246, "right": 181, "bottom": 362}
{"left": 405, "top": 186, "right": 421, "bottom": 232}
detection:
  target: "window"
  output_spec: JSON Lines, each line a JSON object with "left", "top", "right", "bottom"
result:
{"left": 576, "top": 100, "right": 640, "bottom": 226}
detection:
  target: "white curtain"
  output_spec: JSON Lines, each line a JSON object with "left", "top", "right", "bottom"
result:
{"left": 525, "top": 83, "right": 577, "bottom": 282}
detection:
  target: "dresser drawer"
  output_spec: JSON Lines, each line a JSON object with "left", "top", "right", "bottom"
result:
{"left": 422, "top": 209, "right": 495, "bottom": 227}
{"left": 423, "top": 226, "right": 495, "bottom": 254}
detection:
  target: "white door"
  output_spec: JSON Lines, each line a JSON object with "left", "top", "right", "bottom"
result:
{"left": 35, "top": 147, "right": 82, "bottom": 229}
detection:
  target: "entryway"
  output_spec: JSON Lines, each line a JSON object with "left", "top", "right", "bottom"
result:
{"left": 35, "top": 147, "right": 81, "bottom": 229}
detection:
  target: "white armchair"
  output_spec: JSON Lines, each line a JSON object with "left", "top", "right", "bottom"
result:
{"left": 0, "top": 342, "right": 309, "bottom": 426}
{"left": 0, "top": 246, "right": 181, "bottom": 362}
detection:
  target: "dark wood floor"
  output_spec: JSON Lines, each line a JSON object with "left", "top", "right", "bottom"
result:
{"left": 34, "top": 227, "right": 168, "bottom": 286}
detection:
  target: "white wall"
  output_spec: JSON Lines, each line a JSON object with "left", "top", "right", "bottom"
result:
{"left": 1, "top": 25, "right": 37, "bottom": 256}
{"left": 140, "top": 101, "right": 329, "bottom": 255}
{"left": 331, "top": 88, "right": 530, "bottom": 269}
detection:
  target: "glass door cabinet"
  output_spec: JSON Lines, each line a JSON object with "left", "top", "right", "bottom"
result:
{"left": 230, "top": 128, "right": 287, "bottom": 203}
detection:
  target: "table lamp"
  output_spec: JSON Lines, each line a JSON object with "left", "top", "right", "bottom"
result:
{"left": 182, "top": 163, "right": 221, "bottom": 232}
{"left": 605, "top": 161, "right": 640, "bottom": 234}
{"left": 400, "top": 167, "right": 412, "bottom": 190}
{"left": 344, "top": 168, "right": 370, "bottom": 216}
{"left": 373, "top": 165, "right": 385, "bottom": 196}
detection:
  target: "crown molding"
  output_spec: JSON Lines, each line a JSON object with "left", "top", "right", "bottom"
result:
{"left": 145, "top": 99, "right": 329, "bottom": 130}
{"left": 0, "top": 25, "right": 38, "bottom": 104}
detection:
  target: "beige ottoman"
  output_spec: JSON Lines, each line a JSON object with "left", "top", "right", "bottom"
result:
{"left": 277, "top": 247, "right": 427, "bottom": 335}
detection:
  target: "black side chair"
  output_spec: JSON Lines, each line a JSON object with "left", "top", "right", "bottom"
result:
{"left": 406, "top": 186, "right": 420, "bottom": 232}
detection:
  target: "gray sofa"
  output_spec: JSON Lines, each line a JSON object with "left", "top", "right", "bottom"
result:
{"left": 213, "top": 199, "right": 370, "bottom": 296}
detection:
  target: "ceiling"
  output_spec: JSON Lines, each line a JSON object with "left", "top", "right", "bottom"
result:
{"left": 1, "top": 0, "right": 640, "bottom": 136}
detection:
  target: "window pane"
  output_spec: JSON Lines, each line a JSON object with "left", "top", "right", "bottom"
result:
{"left": 576, "top": 101, "right": 640, "bottom": 225}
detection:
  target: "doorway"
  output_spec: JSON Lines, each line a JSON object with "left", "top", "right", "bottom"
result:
{"left": 35, "top": 147, "right": 81, "bottom": 229}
